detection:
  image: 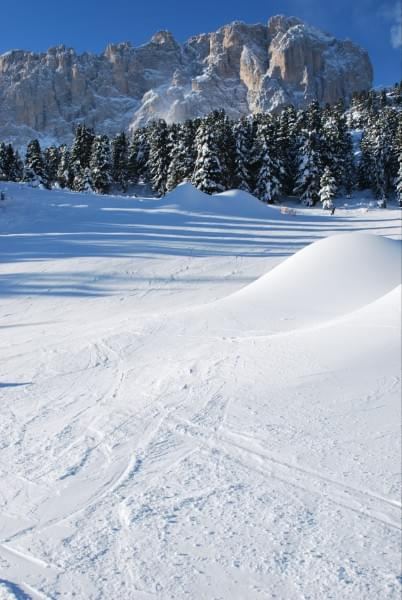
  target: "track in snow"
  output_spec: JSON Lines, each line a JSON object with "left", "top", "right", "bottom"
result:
{"left": 0, "top": 183, "right": 401, "bottom": 599}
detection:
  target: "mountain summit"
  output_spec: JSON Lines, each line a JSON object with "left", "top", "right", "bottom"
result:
{"left": 0, "top": 15, "right": 373, "bottom": 146}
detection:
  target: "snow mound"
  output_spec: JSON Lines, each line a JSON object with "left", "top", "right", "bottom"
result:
{"left": 212, "top": 189, "right": 279, "bottom": 217}
{"left": 163, "top": 182, "right": 209, "bottom": 207}
{"left": 163, "top": 183, "right": 277, "bottom": 218}
{"left": 201, "top": 233, "right": 401, "bottom": 334}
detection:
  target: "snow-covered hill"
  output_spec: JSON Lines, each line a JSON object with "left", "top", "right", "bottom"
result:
{"left": 0, "top": 183, "right": 401, "bottom": 599}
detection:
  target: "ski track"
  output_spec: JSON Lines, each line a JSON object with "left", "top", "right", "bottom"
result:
{"left": 0, "top": 184, "right": 401, "bottom": 598}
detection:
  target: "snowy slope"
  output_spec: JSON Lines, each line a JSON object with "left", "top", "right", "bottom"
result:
{"left": 185, "top": 232, "right": 402, "bottom": 335}
{"left": 0, "top": 183, "right": 401, "bottom": 599}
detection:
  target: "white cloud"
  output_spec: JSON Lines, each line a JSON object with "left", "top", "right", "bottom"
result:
{"left": 390, "top": 4, "right": 402, "bottom": 47}
{"left": 379, "top": 1, "right": 402, "bottom": 48}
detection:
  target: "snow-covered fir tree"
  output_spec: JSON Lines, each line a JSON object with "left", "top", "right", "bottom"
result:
{"left": 0, "top": 143, "right": 9, "bottom": 180}
{"left": 166, "top": 122, "right": 196, "bottom": 191}
{"left": 358, "top": 128, "right": 372, "bottom": 191}
{"left": 321, "top": 102, "right": 355, "bottom": 193}
{"left": 396, "top": 154, "right": 402, "bottom": 207}
{"left": 168, "top": 120, "right": 197, "bottom": 190}
{"left": 192, "top": 115, "right": 225, "bottom": 194}
{"left": 111, "top": 132, "right": 128, "bottom": 190}
{"left": 127, "top": 127, "right": 149, "bottom": 184}
{"left": 71, "top": 124, "right": 95, "bottom": 171}
{"left": 43, "top": 146, "right": 60, "bottom": 187}
{"left": 232, "top": 117, "right": 252, "bottom": 192}
{"left": 253, "top": 120, "right": 282, "bottom": 203}
{"left": 304, "top": 100, "right": 322, "bottom": 136}
{"left": 24, "top": 139, "right": 49, "bottom": 188}
{"left": 148, "top": 120, "right": 171, "bottom": 196}
{"left": 90, "top": 135, "right": 111, "bottom": 194}
{"left": 293, "top": 131, "right": 322, "bottom": 205}
{"left": 390, "top": 112, "right": 402, "bottom": 188}
{"left": 56, "top": 145, "right": 74, "bottom": 189}
{"left": 319, "top": 167, "right": 337, "bottom": 209}
{"left": 214, "top": 111, "right": 237, "bottom": 190}
{"left": 13, "top": 150, "right": 24, "bottom": 181}
{"left": 370, "top": 112, "right": 393, "bottom": 199}
{"left": 3, "top": 144, "right": 22, "bottom": 182}
{"left": 276, "top": 106, "right": 299, "bottom": 195}
{"left": 73, "top": 167, "right": 94, "bottom": 193}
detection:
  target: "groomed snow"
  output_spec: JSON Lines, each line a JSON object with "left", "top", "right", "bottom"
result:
{"left": 0, "top": 182, "right": 401, "bottom": 599}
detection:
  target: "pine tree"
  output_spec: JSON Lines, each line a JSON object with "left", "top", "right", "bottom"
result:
{"left": 73, "top": 167, "right": 94, "bottom": 193}
{"left": 371, "top": 111, "right": 393, "bottom": 199}
{"left": 90, "top": 135, "right": 111, "bottom": 194}
{"left": 305, "top": 100, "right": 322, "bottom": 135}
{"left": 215, "top": 111, "right": 236, "bottom": 190}
{"left": 147, "top": 120, "right": 171, "bottom": 196}
{"left": 127, "top": 127, "right": 150, "bottom": 184}
{"left": 71, "top": 124, "right": 95, "bottom": 168}
{"left": 56, "top": 145, "right": 74, "bottom": 189}
{"left": 111, "top": 132, "right": 128, "bottom": 190}
{"left": 24, "top": 139, "right": 49, "bottom": 188}
{"left": 6, "top": 144, "right": 21, "bottom": 181}
{"left": 0, "top": 143, "right": 8, "bottom": 180}
{"left": 248, "top": 114, "right": 264, "bottom": 192}
{"left": 43, "top": 146, "right": 60, "bottom": 187}
{"left": 232, "top": 117, "right": 252, "bottom": 192}
{"left": 253, "top": 121, "right": 281, "bottom": 203}
{"left": 166, "top": 121, "right": 197, "bottom": 191}
{"left": 277, "top": 106, "right": 299, "bottom": 195}
{"left": 319, "top": 167, "right": 337, "bottom": 209}
{"left": 192, "top": 115, "right": 225, "bottom": 194}
{"left": 293, "top": 132, "right": 322, "bottom": 206}
{"left": 395, "top": 154, "right": 402, "bottom": 207}
{"left": 0, "top": 143, "right": 23, "bottom": 182}
{"left": 13, "top": 150, "right": 24, "bottom": 181}
{"left": 390, "top": 112, "right": 402, "bottom": 184}
{"left": 321, "top": 107, "right": 354, "bottom": 192}
{"left": 358, "top": 128, "right": 372, "bottom": 190}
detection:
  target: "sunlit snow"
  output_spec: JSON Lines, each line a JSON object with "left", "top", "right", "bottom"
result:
{"left": 0, "top": 182, "right": 401, "bottom": 599}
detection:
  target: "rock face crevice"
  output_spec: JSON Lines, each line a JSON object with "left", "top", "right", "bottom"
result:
{"left": 0, "top": 15, "right": 373, "bottom": 146}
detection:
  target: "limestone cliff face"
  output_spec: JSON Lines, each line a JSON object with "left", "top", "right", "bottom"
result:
{"left": 0, "top": 15, "right": 373, "bottom": 147}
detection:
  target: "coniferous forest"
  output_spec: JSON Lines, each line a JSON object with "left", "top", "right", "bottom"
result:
{"left": 1, "top": 84, "right": 401, "bottom": 207}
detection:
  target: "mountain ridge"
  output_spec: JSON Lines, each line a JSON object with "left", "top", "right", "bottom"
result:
{"left": 0, "top": 15, "right": 373, "bottom": 147}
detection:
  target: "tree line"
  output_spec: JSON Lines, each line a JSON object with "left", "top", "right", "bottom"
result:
{"left": 0, "top": 83, "right": 401, "bottom": 208}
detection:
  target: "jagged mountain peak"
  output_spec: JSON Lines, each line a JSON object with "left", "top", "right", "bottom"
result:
{"left": 150, "top": 30, "right": 178, "bottom": 46}
{"left": 0, "top": 16, "right": 373, "bottom": 148}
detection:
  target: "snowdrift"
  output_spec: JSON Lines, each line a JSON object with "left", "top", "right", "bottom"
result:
{"left": 196, "top": 233, "right": 402, "bottom": 334}
{"left": 163, "top": 183, "right": 278, "bottom": 218}
{"left": 163, "top": 182, "right": 208, "bottom": 207}
{"left": 212, "top": 189, "right": 279, "bottom": 218}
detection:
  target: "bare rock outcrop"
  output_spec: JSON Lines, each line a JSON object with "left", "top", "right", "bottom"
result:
{"left": 0, "top": 15, "right": 373, "bottom": 147}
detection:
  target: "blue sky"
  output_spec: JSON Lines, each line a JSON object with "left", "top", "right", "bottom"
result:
{"left": 2, "top": 0, "right": 401, "bottom": 86}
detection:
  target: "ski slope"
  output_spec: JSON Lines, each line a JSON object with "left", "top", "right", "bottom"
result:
{"left": 0, "top": 182, "right": 401, "bottom": 599}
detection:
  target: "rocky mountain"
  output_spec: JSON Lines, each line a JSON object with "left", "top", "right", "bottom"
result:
{"left": 0, "top": 15, "right": 373, "bottom": 147}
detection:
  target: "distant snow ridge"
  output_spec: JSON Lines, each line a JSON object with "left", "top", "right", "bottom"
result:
{"left": 197, "top": 233, "right": 402, "bottom": 334}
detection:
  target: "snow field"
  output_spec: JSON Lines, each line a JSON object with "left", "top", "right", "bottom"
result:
{"left": 0, "top": 182, "right": 401, "bottom": 599}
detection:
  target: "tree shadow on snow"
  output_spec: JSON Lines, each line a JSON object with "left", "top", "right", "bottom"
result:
{"left": 1, "top": 195, "right": 400, "bottom": 297}
{"left": 0, "top": 382, "right": 32, "bottom": 388}
{"left": 0, "top": 579, "right": 33, "bottom": 599}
